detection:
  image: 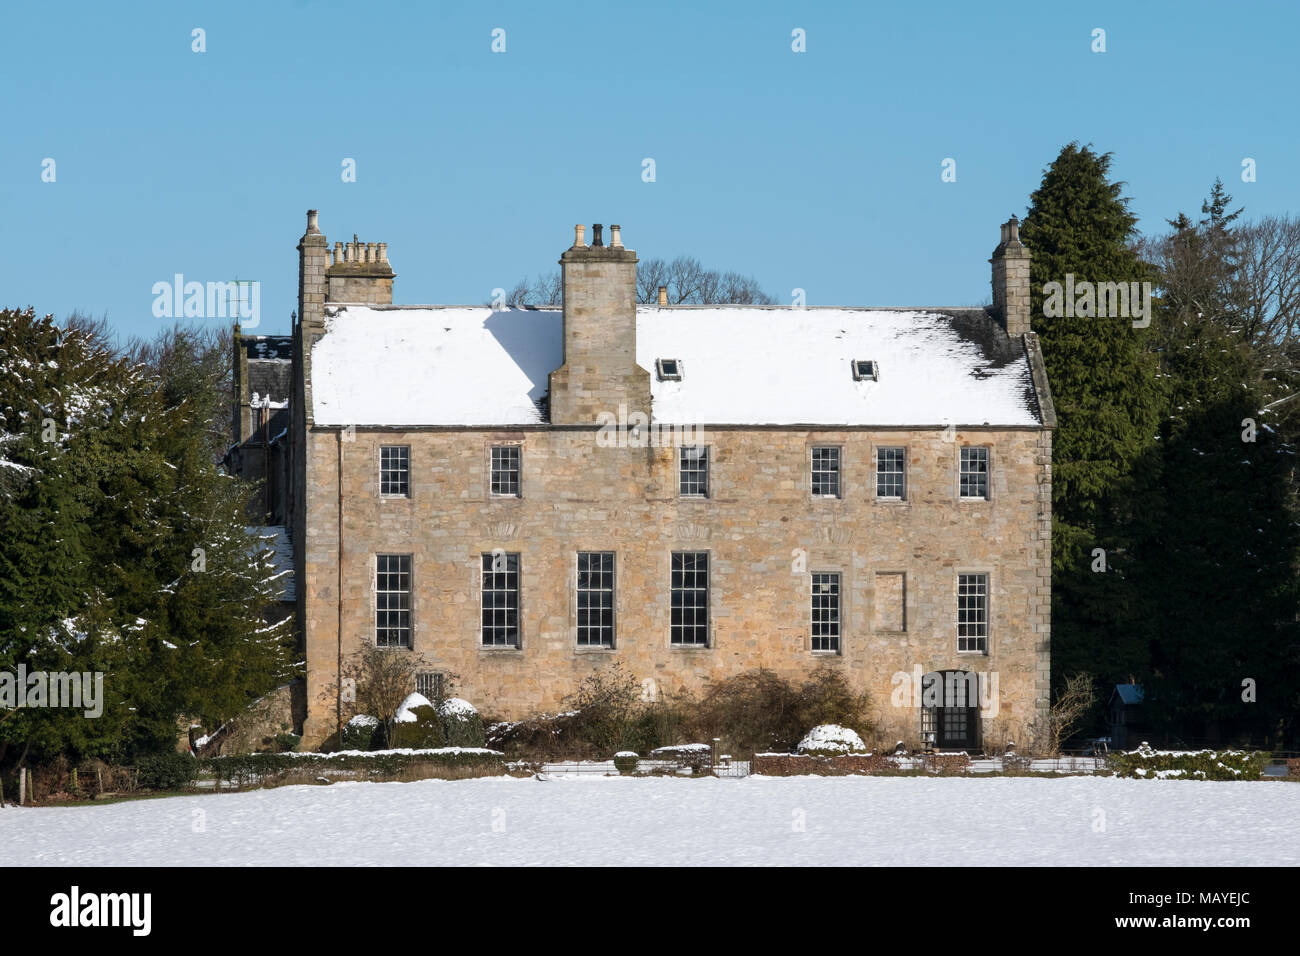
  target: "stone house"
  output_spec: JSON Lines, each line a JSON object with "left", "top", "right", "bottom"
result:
{"left": 279, "top": 210, "right": 1053, "bottom": 752}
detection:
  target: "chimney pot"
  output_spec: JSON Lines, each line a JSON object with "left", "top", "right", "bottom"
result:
{"left": 378, "top": 242, "right": 388, "bottom": 262}
{"left": 573, "top": 224, "right": 586, "bottom": 248}
{"left": 306, "top": 209, "right": 320, "bottom": 234}
{"left": 657, "top": 285, "right": 668, "bottom": 306}
{"left": 610, "top": 224, "right": 622, "bottom": 248}
{"left": 366, "top": 242, "right": 376, "bottom": 263}
{"left": 591, "top": 223, "right": 604, "bottom": 247}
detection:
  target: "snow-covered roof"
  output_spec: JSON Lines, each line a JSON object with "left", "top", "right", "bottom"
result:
{"left": 310, "top": 305, "right": 1046, "bottom": 428}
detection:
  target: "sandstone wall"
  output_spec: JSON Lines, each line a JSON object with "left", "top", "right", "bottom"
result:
{"left": 300, "top": 426, "right": 1051, "bottom": 750}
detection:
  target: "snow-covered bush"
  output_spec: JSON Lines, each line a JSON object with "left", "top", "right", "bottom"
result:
{"left": 390, "top": 697, "right": 445, "bottom": 749}
{"left": 797, "top": 724, "right": 866, "bottom": 757}
{"left": 439, "top": 697, "right": 486, "bottom": 748}
{"left": 613, "top": 751, "right": 639, "bottom": 775}
{"left": 341, "top": 714, "right": 380, "bottom": 752}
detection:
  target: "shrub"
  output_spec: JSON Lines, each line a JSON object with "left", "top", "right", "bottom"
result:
{"left": 649, "top": 743, "right": 712, "bottom": 771}
{"left": 341, "top": 715, "right": 380, "bottom": 752}
{"left": 1108, "top": 746, "right": 1268, "bottom": 781}
{"left": 797, "top": 724, "right": 867, "bottom": 756}
{"left": 390, "top": 704, "right": 446, "bottom": 750}
{"left": 136, "top": 752, "right": 197, "bottom": 791}
{"left": 689, "top": 667, "right": 873, "bottom": 757}
{"left": 439, "top": 697, "right": 486, "bottom": 748}
{"left": 922, "top": 753, "right": 972, "bottom": 775}
{"left": 274, "top": 732, "right": 301, "bottom": 753}
{"left": 614, "top": 751, "right": 639, "bottom": 775}
{"left": 565, "top": 664, "right": 640, "bottom": 755}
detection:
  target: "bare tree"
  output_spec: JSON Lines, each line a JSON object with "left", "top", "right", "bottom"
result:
{"left": 338, "top": 646, "right": 420, "bottom": 748}
{"left": 500, "top": 256, "right": 775, "bottom": 307}
{"left": 1029, "top": 672, "right": 1097, "bottom": 755}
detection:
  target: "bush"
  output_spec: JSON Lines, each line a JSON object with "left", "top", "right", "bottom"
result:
{"left": 439, "top": 698, "right": 486, "bottom": 748}
{"left": 341, "top": 714, "right": 381, "bottom": 752}
{"left": 1109, "top": 746, "right": 1268, "bottom": 781}
{"left": 613, "top": 752, "right": 639, "bottom": 775}
{"left": 797, "top": 724, "right": 867, "bottom": 756}
{"left": 274, "top": 732, "right": 301, "bottom": 753}
{"left": 136, "top": 752, "right": 197, "bottom": 791}
{"left": 690, "top": 668, "right": 873, "bottom": 757}
{"left": 566, "top": 664, "right": 640, "bottom": 755}
{"left": 389, "top": 705, "right": 446, "bottom": 750}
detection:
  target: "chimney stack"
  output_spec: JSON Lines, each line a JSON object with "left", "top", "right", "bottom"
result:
{"left": 990, "top": 215, "right": 1031, "bottom": 337}
{"left": 326, "top": 230, "right": 396, "bottom": 305}
{"left": 549, "top": 222, "right": 649, "bottom": 425}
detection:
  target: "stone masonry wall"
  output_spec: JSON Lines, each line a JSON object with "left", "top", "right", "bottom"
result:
{"left": 300, "top": 425, "right": 1052, "bottom": 750}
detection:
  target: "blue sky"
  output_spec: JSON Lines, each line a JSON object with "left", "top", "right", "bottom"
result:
{"left": 2, "top": 0, "right": 1297, "bottom": 341}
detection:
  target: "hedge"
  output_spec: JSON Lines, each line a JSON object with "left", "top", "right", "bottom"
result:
{"left": 205, "top": 748, "right": 505, "bottom": 788}
{"left": 1108, "top": 748, "right": 1269, "bottom": 781}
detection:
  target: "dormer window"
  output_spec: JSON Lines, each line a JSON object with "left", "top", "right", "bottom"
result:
{"left": 656, "top": 358, "right": 683, "bottom": 381}
{"left": 852, "top": 360, "right": 878, "bottom": 382}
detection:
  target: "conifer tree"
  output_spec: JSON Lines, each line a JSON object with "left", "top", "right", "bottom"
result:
{"left": 1018, "top": 144, "right": 1165, "bottom": 692}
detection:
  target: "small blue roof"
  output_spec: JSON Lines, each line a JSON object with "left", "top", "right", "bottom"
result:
{"left": 1114, "top": 683, "right": 1144, "bottom": 705}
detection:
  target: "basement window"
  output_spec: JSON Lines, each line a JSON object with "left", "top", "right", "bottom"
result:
{"left": 656, "top": 358, "right": 683, "bottom": 381}
{"left": 852, "top": 359, "right": 878, "bottom": 382}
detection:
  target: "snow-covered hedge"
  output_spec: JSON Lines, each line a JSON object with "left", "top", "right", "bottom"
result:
{"left": 797, "top": 725, "right": 866, "bottom": 757}
{"left": 1108, "top": 746, "right": 1269, "bottom": 781}
{"left": 205, "top": 747, "right": 505, "bottom": 788}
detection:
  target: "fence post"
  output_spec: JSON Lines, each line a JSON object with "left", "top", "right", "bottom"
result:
{"left": 19, "top": 767, "right": 27, "bottom": 805}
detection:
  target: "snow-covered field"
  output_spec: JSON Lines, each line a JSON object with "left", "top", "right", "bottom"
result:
{"left": 6, "top": 775, "right": 1296, "bottom": 866}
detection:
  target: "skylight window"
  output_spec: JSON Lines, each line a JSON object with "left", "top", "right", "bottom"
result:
{"left": 852, "top": 359, "right": 878, "bottom": 382}
{"left": 656, "top": 358, "right": 683, "bottom": 381}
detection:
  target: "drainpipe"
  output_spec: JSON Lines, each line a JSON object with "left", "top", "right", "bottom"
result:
{"left": 336, "top": 428, "right": 345, "bottom": 740}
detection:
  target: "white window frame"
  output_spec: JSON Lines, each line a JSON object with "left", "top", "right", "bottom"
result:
{"left": 875, "top": 445, "right": 906, "bottom": 500}
{"left": 379, "top": 444, "right": 410, "bottom": 498}
{"left": 481, "top": 551, "right": 521, "bottom": 648}
{"left": 490, "top": 445, "right": 522, "bottom": 498}
{"left": 811, "top": 571, "right": 842, "bottom": 653}
{"left": 576, "top": 551, "right": 616, "bottom": 648}
{"left": 957, "top": 572, "right": 989, "bottom": 654}
{"left": 959, "top": 446, "right": 991, "bottom": 500}
{"left": 810, "top": 446, "right": 841, "bottom": 498}
{"left": 375, "top": 553, "right": 412, "bottom": 648}
{"left": 679, "top": 446, "right": 710, "bottom": 498}
{"left": 670, "top": 551, "right": 710, "bottom": 647}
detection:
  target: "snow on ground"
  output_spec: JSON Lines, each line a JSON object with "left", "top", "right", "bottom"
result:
{"left": 7, "top": 775, "right": 1296, "bottom": 866}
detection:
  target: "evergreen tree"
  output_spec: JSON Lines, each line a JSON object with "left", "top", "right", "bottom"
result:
{"left": 0, "top": 309, "right": 292, "bottom": 768}
{"left": 1018, "top": 144, "right": 1165, "bottom": 697}
{"left": 1136, "top": 186, "right": 1300, "bottom": 745}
